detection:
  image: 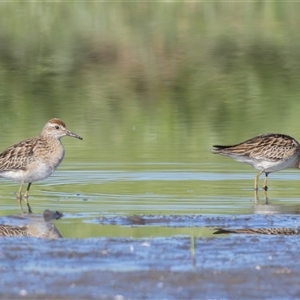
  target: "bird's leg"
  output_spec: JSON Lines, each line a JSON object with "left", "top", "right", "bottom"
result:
{"left": 17, "top": 184, "right": 24, "bottom": 213}
{"left": 263, "top": 188, "right": 269, "bottom": 204}
{"left": 254, "top": 189, "right": 259, "bottom": 202}
{"left": 254, "top": 169, "right": 265, "bottom": 191}
{"left": 263, "top": 172, "right": 269, "bottom": 191}
{"left": 23, "top": 183, "right": 33, "bottom": 214}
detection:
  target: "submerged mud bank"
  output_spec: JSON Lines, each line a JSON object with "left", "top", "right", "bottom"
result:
{"left": 98, "top": 212, "right": 300, "bottom": 228}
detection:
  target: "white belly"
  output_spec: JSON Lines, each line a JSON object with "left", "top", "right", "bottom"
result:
{"left": 0, "top": 162, "right": 56, "bottom": 183}
{"left": 228, "top": 153, "right": 298, "bottom": 173}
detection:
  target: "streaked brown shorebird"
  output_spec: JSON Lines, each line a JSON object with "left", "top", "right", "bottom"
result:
{"left": 211, "top": 133, "right": 300, "bottom": 191}
{"left": 0, "top": 118, "right": 83, "bottom": 213}
{"left": 213, "top": 227, "right": 300, "bottom": 235}
{"left": 0, "top": 209, "right": 63, "bottom": 238}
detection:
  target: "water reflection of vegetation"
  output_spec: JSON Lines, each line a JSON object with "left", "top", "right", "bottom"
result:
{"left": 58, "top": 222, "right": 215, "bottom": 239}
{"left": 0, "top": 3, "right": 300, "bottom": 164}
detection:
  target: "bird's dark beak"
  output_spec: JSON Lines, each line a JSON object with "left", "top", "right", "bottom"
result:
{"left": 66, "top": 130, "right": 83, "bottom": 140}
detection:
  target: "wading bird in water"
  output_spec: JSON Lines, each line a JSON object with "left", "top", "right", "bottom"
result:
{"left": 0, "top": 118, "right": 82, "bottom": 213}
{"left": 211, "top": 133, "right": 300, "bottom": 191}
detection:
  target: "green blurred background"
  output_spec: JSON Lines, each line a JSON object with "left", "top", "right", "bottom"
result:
{"left": 1, "top": 2, "right": 300, "bottom": 164}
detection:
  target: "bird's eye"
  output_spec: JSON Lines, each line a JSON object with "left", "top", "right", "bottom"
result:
{"left": 55, "top": 125, "right": 59, "bottom": 130}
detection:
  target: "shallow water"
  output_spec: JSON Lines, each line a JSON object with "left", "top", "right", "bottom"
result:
{"left": 0, "top": 143, "right": 298, "bottom": 300}
{"left": 0, "top": 162, "right": 300, "bottom": 239}
{"left": 1, "top": 162, "right": 300, "bottom": 299}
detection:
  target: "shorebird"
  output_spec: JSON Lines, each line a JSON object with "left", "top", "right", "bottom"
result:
{"left": 213, "top": 227, "right": 300, "bottom": 235}
{"left": 211, "top": 133, "right": 300, "bottom": 191}
{"left": 0, "top": 118, "right": 82, "bottom": 213}
{"left": 0, "top": 209, "right": 63, "bottom": 238}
